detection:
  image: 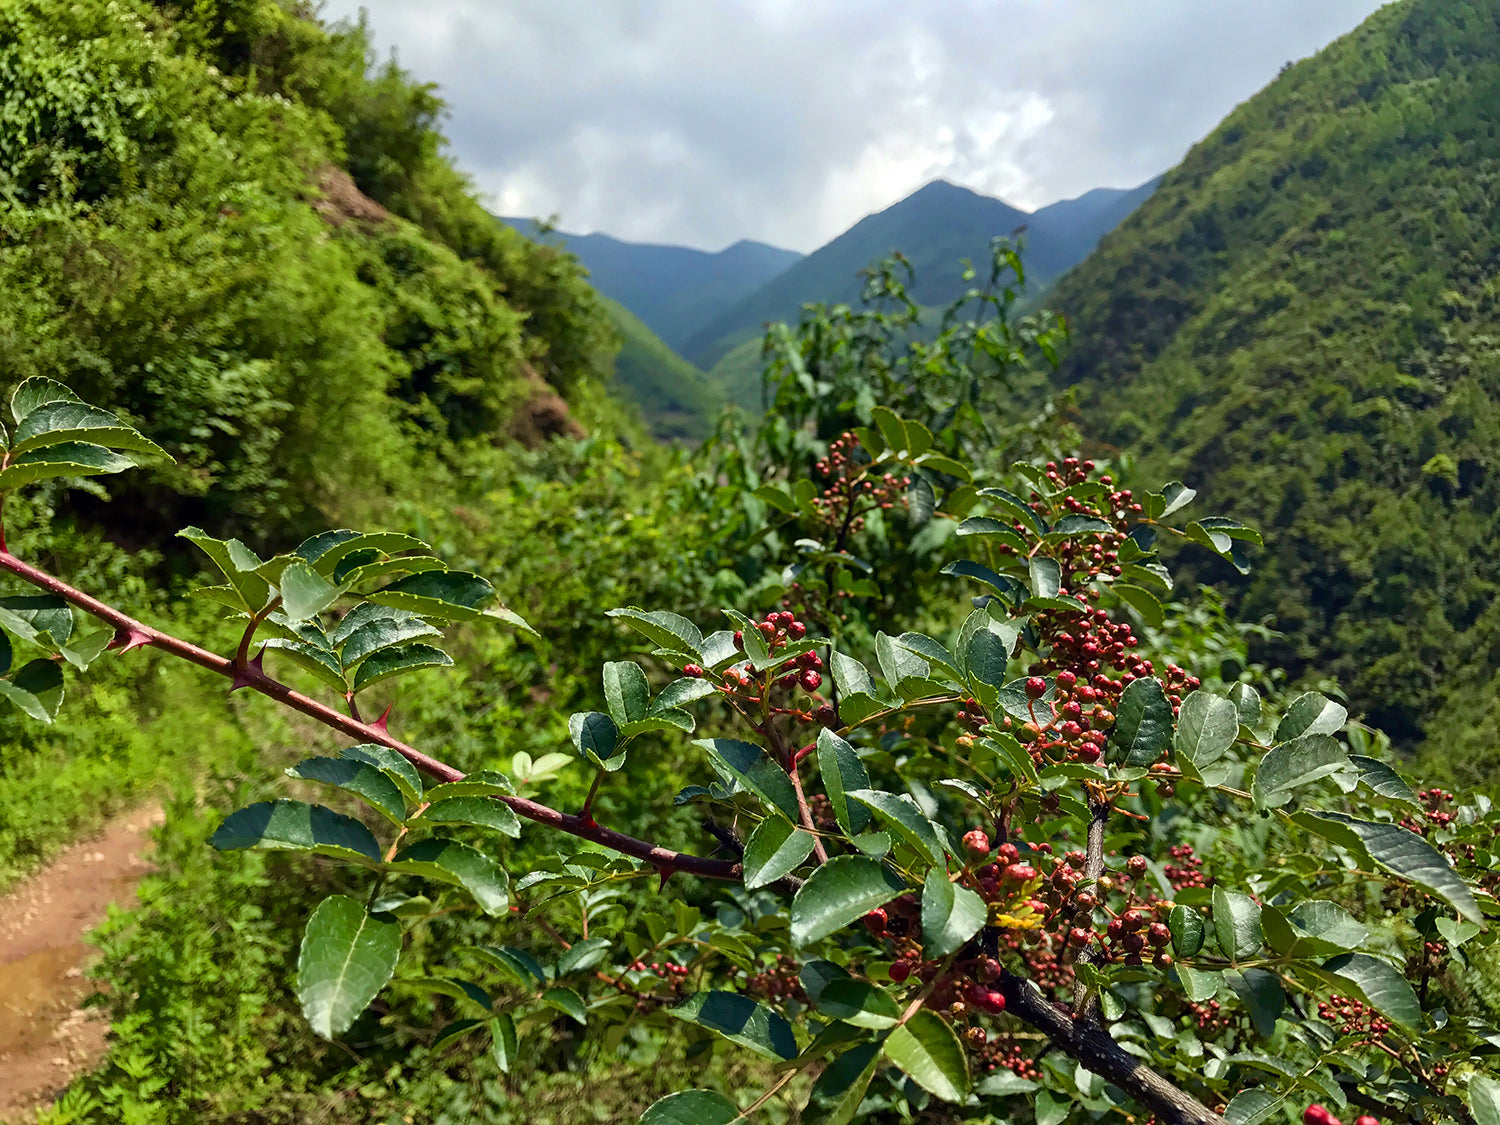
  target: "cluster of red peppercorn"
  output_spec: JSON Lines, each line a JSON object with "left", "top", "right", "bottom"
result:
{"left": 1399, "top": 788, "right": 1456, "bottom": 835}
{"left": 1186, "top": 999, "right": 1230, "bottom": 1033}
{"left": 1409, "top": 938, "right": 1448, "bottom": 979}
{"left": 744, "top": 954, "right": 806, "bottom": 1004}
{"left": 619, "top": 958, "right": 692, "bottom": 1012}
{"left": 1164, "top": 843, "right": 1209, "bottom": 891}
{"left": 810, "top": 433, "right": 911, "bottom": 536}
{"left": 1316, "top": 994, "right": 1391, "bottom": 1045}
{"left": 865, "top": 893, "right": 1009, "bottom": 1019}
{"left": 1305, "top": 1105, "right": 1380, "bottom": 1125}
{"left": 682, "top": 610, "right": 826, "bottom": 700}
{"left": 972, "top": 1032, "right": 1041, "bottom": 1078}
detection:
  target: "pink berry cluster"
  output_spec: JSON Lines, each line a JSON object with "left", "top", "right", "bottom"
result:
{"left": 810, "top": 432, "right": 911, "bottom": 535}
{"left": 1399, "top": 788, "right": 1456, "bottom": 835}
{"left": 744, "top": 954, "right": 806, "bottom": 1004}
{"left": 1164, "top": 844, "right": 1209, "bottom": 891}
{"left": 1305, "top": 1105, "right": 1379, "bottom": 1125}
{"left": 682, "top": 610, "right": 825, "bottom": 699}
{"left": 619, "top": 958, "right": 692, "bottom": 1013}
{"left": 1316, "top": 994, "right": 1391, "bottom": 1045}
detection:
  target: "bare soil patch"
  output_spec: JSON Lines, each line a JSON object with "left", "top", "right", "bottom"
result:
{"left": 0, "top": 806, "right": 163, "bottom": 1121}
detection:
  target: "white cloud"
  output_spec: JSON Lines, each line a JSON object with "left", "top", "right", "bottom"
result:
{"left": 319, "top": 0, "right": 1389, "bottom": 251}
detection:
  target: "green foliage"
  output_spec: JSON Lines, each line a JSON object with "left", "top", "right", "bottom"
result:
{"left": 1047, "top": 0, "right": 1500, "bottom": 784}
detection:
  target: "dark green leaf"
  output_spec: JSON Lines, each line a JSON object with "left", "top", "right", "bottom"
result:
{"left": 558, "top": 936, "right": 613, "bottom": 977}
{"left": 921, "top": 868, "right": 986, "bottom": 957}
{"left": 1347, "top": 756, "right": 1419, "bottom": 808}
{"left": 0, "top": 594, "right": 73, "bottom": 645}
{"left": 1230, "top": 683, "right": 1262, "bottom": 727}
{"left": 422, "top": 770, "right": 514, "bottom": 800}
{"left": 791, "top": 856, "right": 907, "bottom": 947}
{"left": 11, "top": 377, "right": 83, "bottom": 425}
{"left": 798, "top": 960, "right": 851, "bottom": 1006}
{"left": 883, "top": 1007, "right": 969, "bottom": 1102}
{"left": 606, "top": 607, "right": 704, "bottom": 657}
{"left": 422, "top": 797, "right": 522, "bottom": 838}
{"left": 297, "top": 894, "right": 400, "bottom": 1039}
{"left": 603, "top": 661, "right": 650, "bottom": 725}
{"left": 490, "top": 1014, "right": 519, "bottom": 1075}
{"left": 351, "top": 643, "right": 453, "bottom": 692}
{"left": 542, "top": 985, "right": 588, "bottom": 1025}
{"left": 210, "top": 800, "right": 381, "bottom": 865}
{"left": 941, "top": 560, "right": 1027, "bottom": 603}
{"left": 955, "top": 517, "right": 1026, "bottom": 551}
{"left": 391, "top": 838, "right": 510, "bottom": 916}
{"left": 977, "top": 486, "right": 1044, "bottom": 535}
{"left": 816, "top": 979, "right": 900, "bottom": 1029}
{"left": 1318, "top": 953, "right": 1422, "bottom": 1029}
{"left": 1308, "top": 812, "right": 1480, "bottom": 922}
{"left": 340, "top": 744, "right": 423, "bottom": 807}
{"left": 0, "top": 442, "right": 136, "bottom": 490}
{"left": 1213, "top": 887, "right": 1263, "bottom": 961}
{"left": 1176, "top": 964, "right": 1223, "bottom": 1003}
{"left": 0, "top": 658, "right": 64, "bottom": 722}
{"left": 907, "top": 473, "right": 936, "bottom": 526}
{"left": 296, "top": 530, "right": 429, "bottom": 574}
{"left": 1223, "top": 1088, "right": 1282, "bottom": 1125}
{"left": 652, "top": 677, "right": 719, "bottom": 713}
{"left": 1228, "top": 968, "right": 1284, "bottom": 1038}
{"left": 1174, "top": 690, "right": 1240, "bottom": 786}
{"left": 334, "top": 604, "right": 441, "bottom": 666}
{"left": 803, "top": 1042, "right": 880, "bottom": 1125}
{"left": 817, "top": 728, "right": 872, "bottom": 837}
{"left": 469, "top": 944, "right": 545, "bottom": 987}
{"left": 1159, "top": 481, "right": 1197, "bottom": 518}
{"left": 743, "top": 817, "right": 816, "bottom": 889}
{"left": 696, "top": 738, "right": 799, "bottom": 821}
{"left": 1111, "top": 583, "right": 1164, "bottom": 628}
{"left": 1028, "top": 556, "right": 1062, "bottom": 599}
{"left": 875, "top": 631, "right": 927, "bottom": 687}
{"left": 178, "top": 527, "right": 271, "bottom": 609}
{"left": 639, "top": 1091, "right": 740, "bottom": 1125}
{"left": 287, "top": 756, "right": 406, "bottom": 824}
{"left": 369, "top": 570, "right": 494, "bottom": 621}
{"left": 571, "top": 711, "right": 622, "bottom": 770}
{"left": 830, "top": 650, "right": 877, "bottom": 698}
{"left": 670, "top": 990, "right": 797, "bottom": 1060}
{"left": 847, "top": 790, "right": 942, "bottom": 864}
{"left": 1109, "top": 677, "right": 1173, "bottom": 767}
{"left": 1170, "top": 904, "right": 1205, "bottom": 957}
{"left": 261, "top": 638, "right": 347, "bottom": 693}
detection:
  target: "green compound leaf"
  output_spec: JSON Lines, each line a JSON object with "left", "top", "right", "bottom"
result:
{"left": 791, "top": 855, "right": 907, "bottom": 947}
{"left": 1174, "top": 690, "right": 1240, "bottom": 786}
{"left": 297, "top": 894, "right": 401, "bottom": 1040}
{"left": 340, "top": 744, "right": 423, "bottom": 807}
{"left": 803, "top": 1042, "right": 881, "bottom": 1125}
{"left": 1316, "top": 952, "right": 1422, "bottom": 1029}
{"left": 287, "top": 756, "right": 407, "bottom": 824}
{"left": 1252, "top": 733, "right": 1349, "bottom": 809}
{"left": 369, "top": 570, "right": 494, "bottom": 621}
{"left": 1275, "top": 691, "right": 1348, "bottom": 741}
{"left": 639, "top": 1090, "right": 740, "bottom": 1125}
{"left": 817, "top": 728, "right": 873, "bottom": 837}
{"left": 296, "top": 530, "right": 429, "bottom": 575}
{"left": 351, "top": 642, "right": 453, "bottom": 692}
{"left": 390, "top": 838, "right": 510, "bottom": 916}
{"left": 1109, "top": 676, "right": 1173, "bottom": 767}
{"left": 921, "top": 867, "right": 987, "bottom": 957}
{"left": 1306, "top": 812, "right": 1480, "bottom": 922}
{"left": 847, "top": 789, "right": 943, "bottom": 864}
{"left": 210, "top": 799, "right": 381, "bottom": 865}
{"left": 696, "top": 738, "right": 799, "bottom": 821}
{"left": 0, "top": 658, "right": 65, "bottom": 722}
{"left": 883, "top": 1007, "right": 970, "bottom": 1102}
{"left": 670, "top": 990, "right": 797, "bottom": 1060}
{"left": 0, "top": 442, "right": 136, "bottom": 491}
{"left": 742, "top": 817, "right": 816, "bottom": 889}
{"left": 606, "top": 606, "right": 704, "bottom": 658}
{"left": 420, "top": 796, "right": 522, "bottom": 839}
{"left": 603, "top": 660, "right": 651, "bottom": 725}
{"left": 8, "top": 398, "right": 168, "bottom": 461}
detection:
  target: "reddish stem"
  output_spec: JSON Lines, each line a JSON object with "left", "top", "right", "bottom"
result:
{"left": 0, "top": 550, "right": 742, "bottom": 882}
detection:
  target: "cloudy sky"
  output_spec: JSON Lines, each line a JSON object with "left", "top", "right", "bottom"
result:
{"left": 320, "top": 0, "right": 1388, "bottom": 253}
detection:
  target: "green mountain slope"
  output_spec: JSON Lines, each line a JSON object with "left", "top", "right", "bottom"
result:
{"left": 502, "top": 219, "right": 802, "bottom": 352}
{"left": 603, "top": 298, "right": 724, "bottom": 441}
{"left": 1048, "top": 0, "right": 1500, "bottom": 780}
{"left": 686, "top": 177, "right": 1158, "bottom": 370}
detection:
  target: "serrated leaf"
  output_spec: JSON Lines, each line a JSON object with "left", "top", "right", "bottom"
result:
{"left": 1252, "top": 734, "right": 1348, "bottom": 808}
{"left": 743, "top": 817, "right": 816, "bottom": 889}
{"left": 696, "top": 738, "right": 798, "bottom": 820}
{"left": 287, "top": 756, "right": 406, "bottom": 823}
{"left": 956, "top": 516, "right": 1026, "bottom": 550}
{"left": 351, "top": 643, "right": 453, "bottom": 692}
{"left": 261, "top": 638, "right": 348, "bottom": 693}
{"left": 883, "top": 1007, "right": 969, "bottom": 1102}
{"left": 817, "top": 728, "right": 872, "bottom": 837}
{"left": 297, "top": 894, "right": 400, "bottom": 1039}
{"left": 423, "top": 770, "right": 514, "bottom": 800}
{"left": 0, "top": 442, "right": 137, "bottom": 490}
{"left": 830, "top": 650, "right": 878, "bottom": 698}
{"left": 296, "top": 530, "right": 429, "bottom": 574}
{"left": 803, "top": 1042, "right": 880, "bottom": 1125}
{"left": 11, "top": 377, "right": 83, "bottom": 425}
{"left": 570, "top": 710, "right": 622, "bottom": 769}
{"left": 210, "top": 800, "right": 381, "bottom": 865}
{"left": 1159, "top": 481, "right": 1196, "bottom": 517}
{"left": 1111, "top": 583, "right": 1164, "bottom": 628}
{"left": 671, "top": 990, "right": 797, "bottom": 1059}
{"left": 1176, "top": 964, "right": 1223, "bottom": 1002}
{"left": 921, "top": 868, "right": 986, "bottom": 957}
{"left": 1230, "top": 682, "right": 1261, "bottom": 727}
{"left": 1223, "top": 1088, "right": 1282, "bottom": 1125}
{"left": 603, "top": 661, "right": 650, "bottom": 725}
{"left": 1276, "top": 692, "right": 1347, "bottom": 741}
{"left": 558, "top": 935, "right": 612, "bottom": 977}
{"left": 1044, "top": 514, "right": 1114, "bottom": 539}
{"left": 847, "top": 790, "right": 942, "bottom": 864}
{"left": 340, "top": 744, "right": 423, "bottom": 807}
{"left": 1213, "top": 887, "right": 1263, "bottom": 962}
{"left": 1347, "top": 756, "right": 1419, "bottom": 807}
{"left": 421, "top": 796, "right": 522, "bottom": 838}
{"left": 1108, "top": 677, "right": 1172, "bottom": 767}
{"left": 875, "top": 631, "right": 927, "bottom": 687}
{"left": 1228, "top": 968, "right": 1284, "bottom": 1038}
{"left": 8, "top": 399, "right": 167, "bottom": 460}
{"left": 334, "top": 604, "right": 442, "bottom": 666}
{"left": 1175, "top": 690, "right": 1240, "bottom": 786}
{"left": 369, "top": 570, "right": 494, "bottom": 621}
{"left": 469, "top": 944, "right": 545, "bottom": 987}
{"left": 542, "top": 985, "right": 588, "bottom": 1025}
{"left": 1317, "top": 953, "right": 1422, "bottom": 1029}
{"left": 1028, "top": 556, "right": 1062, "bottom": 600}
{"left": 1306, "top": 812, "right": 1480, "bottom": 922}
{"left": 335, "top": 555, "right": 446, "bottom": 590}
{"left": 791, "top": 856, "right": 907, "bottom": 947}
{"left": 977, "top": 486, "right": 1044, "bottom": 535}
{"left": 178, "top": 527, "right": 271, "bottom": 609}
{"left": 651, "top": 677, "right": 719, "bottom": 714}
{"left": 606, "top": 606, "right": 703, "bottom": 657}
{"left": 639, "top": 1091, "right": 740, "bottom": 1125}
{"left": 941, "top": 560, "right": 1027, "bottom": 603}
{"left": 390, "top": 838, "right": 510, "bottom": 916}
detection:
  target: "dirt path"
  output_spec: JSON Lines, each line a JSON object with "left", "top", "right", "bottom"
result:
{"left": 0, "top": 806, "right": 164, "bottom": 1121}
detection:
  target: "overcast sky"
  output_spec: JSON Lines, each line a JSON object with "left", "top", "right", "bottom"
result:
{"left": 319, "top": 0, "right": 1389, "bottom": 253}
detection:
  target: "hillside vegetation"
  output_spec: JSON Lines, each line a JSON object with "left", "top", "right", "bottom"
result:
{"left": 1048, "top": 0, "right": 1500, "bottom": 782}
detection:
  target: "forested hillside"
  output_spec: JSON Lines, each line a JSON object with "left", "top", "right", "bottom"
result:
{"left": 1049, "top": 0, "right": 1500, "bottom": 783}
